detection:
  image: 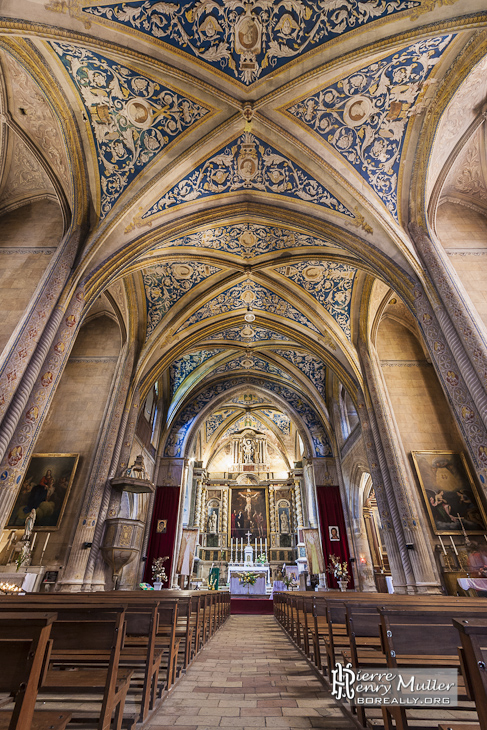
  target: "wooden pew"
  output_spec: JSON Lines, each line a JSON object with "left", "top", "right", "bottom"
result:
{"left": 0, "top": 604, "right": 134, "bottom": 730}
{"left": 378, "top": 606, "right": 486, "bottom": 730}
{"left": 451, "top": 618, "right": 487, "bottom": 730}
{"left": 0, "top": 612, "right": 71, "bottom": 730}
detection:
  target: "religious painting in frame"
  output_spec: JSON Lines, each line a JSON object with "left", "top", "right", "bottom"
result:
{"left": 411, "top": 450, "right": 487, "bottom": 535}
{"left": 7, "top": 453, "right": 79, "bottom": 531}
{"left": 303, "top": 527, "right": 325, "bottom": 574}
{"left": 329, "top": 525, "right": 340, "bottom": 541}
{"left": 229, "top": 486, "right": 268, "bottom": 541}
{"left": 176, "top": 527, "right": 199, "bottom": 576}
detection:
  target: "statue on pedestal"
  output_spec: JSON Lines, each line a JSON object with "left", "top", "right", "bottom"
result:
{"left": 22, "top": 509, "right": 36, "bottom": 541}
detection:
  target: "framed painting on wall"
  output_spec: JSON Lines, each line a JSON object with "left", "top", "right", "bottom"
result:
{"left": 229, "top": 486, "right": 268, "bottom": 541}
{"left": 411, "top": 450, "right": 487, "bottom": 535}
{"left": 176, "top": 527, "right": 199, "bottom": 576}
{"left": 7, "top": 453, "right": 79, "bottom": 530}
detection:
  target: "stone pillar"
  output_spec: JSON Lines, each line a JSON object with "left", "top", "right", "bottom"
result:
{"left": 355, "top": 393, "right": 409, "bottom": 593}
{"left": 409, "top": 223, "right": 487, "bottom": 424}
{"left": 221, "top": 487, "right": 228, "bottom": 538}
{"left": 358, "top": 343, "right": 441, "bottom": 594}
{"left": 0, "top": 286, "right": 85, "bottom": 533}
{"left": 303, "top": 457, "right": 319, "bottom": 528}
{"left": 0, "top": 226, "right": 84, "bottom": 437}
{"left": 57, "top": 348, "right": 137, "bottom": 592}
{"left": 412, "top": 281, "right": 487, "bottom": 492}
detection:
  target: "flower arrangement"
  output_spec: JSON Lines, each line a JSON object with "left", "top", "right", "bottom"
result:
{"left": 327, "top": 554, "right": 349, "bottom": 581}
{"left": 255, "top": 553, "right": 267, "bottom": 565}
{"left": 238, "top": 571, "right": 259, "bottom": 586}
{"left": 208, "top": 572, "right": 218, "bottom": 591}
{"left": 152, "top": 556, "right": 169, "bottom": 584}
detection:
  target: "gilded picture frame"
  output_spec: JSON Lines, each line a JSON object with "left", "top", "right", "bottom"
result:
{"left": 7, "top": 453, "right": 79, "bottom": 531}
{"left": 411, "top": 450, "right": 487, "bottom": 536}
{"left": 228, "top": 485, "right": 269, "bottom": 544}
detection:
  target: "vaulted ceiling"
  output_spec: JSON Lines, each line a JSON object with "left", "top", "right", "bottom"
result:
{"left": 1, "top": 0, "right": 486, "bottom": 463}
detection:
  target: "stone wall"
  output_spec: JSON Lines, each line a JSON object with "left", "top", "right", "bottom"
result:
{"left": 0, "top": 200, "right": 63, "bottom": 354}
{"left": 32, "top": 312, "right": 121, "bottom": 570}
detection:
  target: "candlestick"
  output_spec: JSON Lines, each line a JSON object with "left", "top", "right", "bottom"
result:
{"left": 449, "top": 535, "right": 458, "bottom": 556}
{"left": 265, "top": 538, "right": 267, "bottom": 559}
{"left": 240, "top": 537, "right": 243, "bottom": 562}
{"left": 438, "top": 536, "right": 447, "bottom": 555}
{"left": 260, "top": 537, "right": 262, "bottom": 555}
{"left": 255, "top": 538, "right": 257, "bottom": 557}
{"left": 30, "top": 532, "right": 37, "bottom": 551}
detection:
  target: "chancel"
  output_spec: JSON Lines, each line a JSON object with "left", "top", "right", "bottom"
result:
{"left": 2, "top": 1, "right": 487, "bottom": 728}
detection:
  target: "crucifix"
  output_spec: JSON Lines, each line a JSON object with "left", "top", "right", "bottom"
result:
{"left": 245, "top": 530, "right": 252, "bottom": 546}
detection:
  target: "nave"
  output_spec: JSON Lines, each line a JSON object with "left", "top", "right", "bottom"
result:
{"left": 147, "top": 614, "right": 353, "bottom": 730}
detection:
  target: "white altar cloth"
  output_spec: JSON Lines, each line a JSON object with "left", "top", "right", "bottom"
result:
{"left": 228, "top": 565, "right": 270, "bottom": 594}
{"left": 230, "top": 576, "right": 266, "bottom": 595}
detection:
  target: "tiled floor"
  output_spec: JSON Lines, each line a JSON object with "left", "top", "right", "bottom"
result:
{"left": 147, "top": 615, "right": 355, "bottom": 730}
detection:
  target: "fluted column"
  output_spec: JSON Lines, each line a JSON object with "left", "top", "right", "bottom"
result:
{"left": 412, "top": 282, "right": 487, "bottom": 491}
{"left": 410, "top": 223, "right": 487, "bottom": 424}
{"left": 0, "top": 286, "right": 85, "bottom": 533}
{"left": 358, "top": 342, "right": 441, "bottom": 593}
{"left": 0, "top": 227, "right": 84, "bottom": 436}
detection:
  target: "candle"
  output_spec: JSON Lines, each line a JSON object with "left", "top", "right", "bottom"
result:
{"left": 438, "top": 536, "right": 447, "bottom": 555}
{"left": 255, "top": 538, "right": 257, "bottom": 556}
{"left": 42, "top": 533, "right": 50, "bottom": 553}
{"left": 265, "top": 538, "right": 267, "bottom": 557}
{"left": 240, "top": 538, "right": 243, "bottom": 562}
{"left": 449, "top": 535, "right": 458, "bottom": 556}
{"left": 260, "top": 537, "right": 262, "bottom": 554}
{"left": 30, "top": 532, "right": 37, "bottom": 551}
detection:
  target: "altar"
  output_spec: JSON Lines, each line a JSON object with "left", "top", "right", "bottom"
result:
{"left": 228, "top": 565, "right": 270, "bottom": 595}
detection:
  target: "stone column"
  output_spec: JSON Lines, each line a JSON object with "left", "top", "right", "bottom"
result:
{"left": 0, "top": 286, "right": 85, "bottom": 533}
{"left": 358, "top": 342, "right": 441, "bottom": 594}
{"left": 409, "top": 223, "right": 487, "bottom": 424}
{"left": 57, "top": 347, "right": 137, "bottom": 592}
{"left": 355, "top": 392, "right": 409, "bottom": 593}
{"left": 0, "top": 226, "right": 84, "bottom": 439}
{"left": 303, "top": 457, "right": 319, "bottom": 528}
{"left": 412, "top": 281, "right": 487, "bottom": 492}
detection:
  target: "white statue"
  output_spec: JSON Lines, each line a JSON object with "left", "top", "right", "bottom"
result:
{"left": 243, "top": 438, "right": 255, "bottom": 463}
{"left": 23, "top": 509, "right": 36, "bottom": 541}
{"left": 208, "top": 511, "right": 218, "bottom": 534}
{"left": 280, "top": 511, "right": 289, "bottom": 533}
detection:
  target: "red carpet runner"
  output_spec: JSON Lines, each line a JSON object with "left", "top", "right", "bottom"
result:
{"left": 230, "top": 598, "right": 274, "bottom": 615}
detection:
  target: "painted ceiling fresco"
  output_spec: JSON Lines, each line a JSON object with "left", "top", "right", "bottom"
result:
{"left": 50, "top": 42, "right": 209, "bottom": 218}
{"left": 275, "top": 261, "right": 356, "bottom": 339}
{"left": 271, "top": 350, "right": 326, "bottom": 395}
{"left": 213, "top": 353, "right": 292, "bottom": 381}
{"left": 142, "top": 133, "right": 354, "bottom": 219}
{"left": 205, "top": 326, "right": 289, "bottom": 342}
{"left": 177, "top": 280, "right": 319, "bottom": 333}
{"left": 287, "top": 35, "right": 454, "bottom": 218}
{"left": 83, "top": 0, "right": 419, "bottom": 86}
{"left": 169, "top": 349, "right": 223, "bottom": 394}
{"left": 144, "top": 262, "right": 220, "bottom": 336}
{"left": 158, "top": 223, "right": 331, "bottom": 257}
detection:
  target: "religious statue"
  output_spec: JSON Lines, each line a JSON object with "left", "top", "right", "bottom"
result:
{"left": 243, "top": 438, "right": 255, "bottom": 463}
{"left": 23, "top": 508, "right": 36, "bottom": 541}
{"left": 208, "top": 511, "right": 218, "bottom": 534}
{"left": 280, "top": 511, "right": 289, "bottom": 533}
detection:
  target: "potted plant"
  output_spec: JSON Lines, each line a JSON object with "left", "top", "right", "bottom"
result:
{"left": 282, "top": 574, "right": 297, "bottom": 591}
{"left": 327, "top": 554, "right": 349, "bottom": 591}
{"left": 152, "top": 556, "right": 169, "bottom": 589}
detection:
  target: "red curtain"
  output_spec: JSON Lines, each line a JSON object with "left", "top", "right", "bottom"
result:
{"left": 316, "top": 485, "right": 354, "bottom": 589}
{"left": 143, "top": 486, "right": 180, "bottom": 585}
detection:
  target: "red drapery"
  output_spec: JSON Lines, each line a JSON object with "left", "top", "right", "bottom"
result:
{"left": 316, "top": 485, "right": 354, "bottom": 589}
{"left": 143, "top": 486, "right": 180, "bottom": 585}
